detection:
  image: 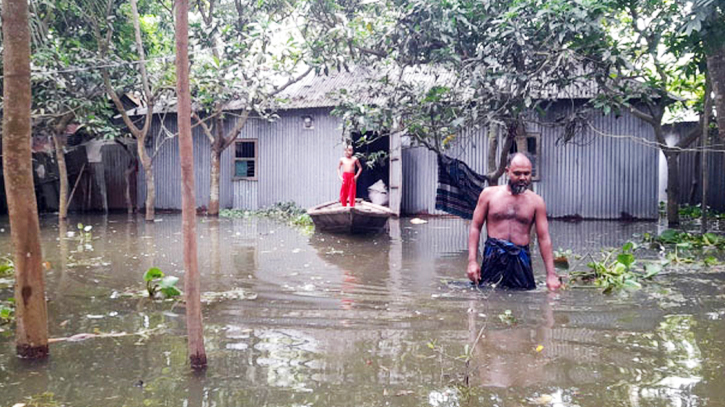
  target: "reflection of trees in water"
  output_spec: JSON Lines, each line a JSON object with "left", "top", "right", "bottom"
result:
{"left": 213, "top": 326, "right": 320, "bottom": 392}
{"left": 460, "top": 295, "right": 701, "bottom": 405}
{"left": 620, "top": 315, "right": 702, "bottom": 406}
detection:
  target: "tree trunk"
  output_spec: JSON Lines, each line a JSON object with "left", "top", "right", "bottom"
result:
{"left": 485, "top": 122, "right": 518, "bottom": 186}
{"left": 706, "top": 44, "right": 725, "bottom": 140}
{"left": 688, "top": 148, "right": 700, "bottom": 205}
{"left": 486, "top": 126, "right": 499, "bottom": 186}
{"left": 701, "top": 78, "right": 713, "bottom": 234}
{"left": 124, "top": 161, "right": 136, "bottom": 214}
{"left": 144, "top": 163, "right": 155, "bottom": 221}
{"left": 52, "top": 133, "right": 69, "bottom": 220}
{"left": 138, "top": 142, "right": 155, "bottom": 221}
{"left": 208, "top": 148, "right": 222, "bottom": 216}
{"left": 176, "top": 0, "right": 207, "bottom": 370}
{"left": 2, "top": 0, "right": 49, "bottom": 359}
{"left": 664, "top": 152, "right": 681, "bottom": 226}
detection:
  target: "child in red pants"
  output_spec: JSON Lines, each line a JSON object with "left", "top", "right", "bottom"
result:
{"left": 337, "top": 145, "right": 362, "bottom": 207}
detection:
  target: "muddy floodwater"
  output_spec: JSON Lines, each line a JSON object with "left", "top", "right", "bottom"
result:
{"left": 1, "top": 214, "right": 724, "bottom": 407}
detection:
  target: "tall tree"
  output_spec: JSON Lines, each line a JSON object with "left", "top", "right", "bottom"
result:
{"left": 190, "top": 0, "right": 311, "bottom": 215}
{"left": 686, "top": 0, "right": 725, "bottom": 140}
{"left": 588, "top": 0, "right": 707, "bottom": 226}
{"left": 84, "top": 0, "right": 176, "bottom": 221}
{"left": 313, "top": 0, "right": 610, "bottom": 185}
{"left": 23, "top": 0, "right": 118, "bottom": 220}
{"left": 176, "top": 0, "right": 207, "bottom": 369}
{"left": 2, "top": 0, "right": 49, "bottom": 358}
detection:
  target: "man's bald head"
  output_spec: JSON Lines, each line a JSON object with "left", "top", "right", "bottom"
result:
{"left": 505, "top": 152, "right": 533, "bottom": 195}
{"left": 506, "top": 152, "right": 533, "bottom": 169}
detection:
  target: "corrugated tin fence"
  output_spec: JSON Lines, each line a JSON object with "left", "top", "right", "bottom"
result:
{"left": 670, "top": 122, "right": 725, "bottom": 212}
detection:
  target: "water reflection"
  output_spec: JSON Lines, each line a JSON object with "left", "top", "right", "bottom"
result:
{"left": 0, "top": 215, "right": 721, "bottom": 407}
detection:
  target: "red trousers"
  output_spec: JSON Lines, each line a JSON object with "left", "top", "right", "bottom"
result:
{"left": 340, "top": 172, "right": 357, "bottom": 207}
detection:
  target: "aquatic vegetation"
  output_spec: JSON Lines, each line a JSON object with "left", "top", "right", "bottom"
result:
{"left": 0, "top": 257, "right": 13, "bottom": 277}
{"left": 221, "top": 202, "right": 314, "bottom": 232}
{"left": 704, "top": 256, "right": 720, "bottom": 266}
{"left": 553, "top": 248, "right": 574, "bottom": 269}
{"left": 143, "top": 267, "right": 182, "bottom": 299}
{"left": 570, "top": 242, "right": 662, "bottom": 294}
{"left": 14, "top": 392, "right": 60, "bottom": 407}
{"left": 497, "top": 309, "right": 517, "bottom": 325}
{"left": 678, "top": 204, "right": 725, "bottom": 220}
{"left": 76, "top": 222, "right": 93, "bottom": 244}
{"left": 646, "top": 229, "right": 725, "bottom": 250}
{"left": 0, "top": 298, "right": 15, "bottom": 325}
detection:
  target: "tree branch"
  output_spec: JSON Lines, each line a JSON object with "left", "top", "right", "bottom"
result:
{"left": 222, "top": 109, "right": 251, "bottom": 150}
{"left": 192, "top": 112, "right": 215, "bottom": 143}
{"left": 269, "top": 67, "right": 313, "bottom": 97}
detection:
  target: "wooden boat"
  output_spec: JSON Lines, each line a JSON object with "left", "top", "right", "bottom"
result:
{"left": 307, "top": 199, "right": 393, "bottom": 234}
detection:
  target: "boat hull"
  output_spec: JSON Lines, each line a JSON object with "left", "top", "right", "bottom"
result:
{"left": 307, "top": 199, "right": 393, "bottom": 234}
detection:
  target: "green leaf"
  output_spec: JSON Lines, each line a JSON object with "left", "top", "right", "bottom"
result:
{"left": 622, "top": 279, "right": 642, "bottom": 290}
{"left": 703, "top": 256, "right": 719, "bottom": 267}
{"left": 617, "top": 253, "right": 635, "bottom": 268}
{"left": 704, "top": 233, "right": 721, "bottom": 245}
{"left": 143, "top": 267, "right": 164, "bottom": 282}
{"left": 160, "top": 286, "right": 181, "bottom": 298}
{"left": 658, "top": 229, "right": 679, "bottom": 243}
{"left": 159, "top": 275, "right": 179, "bottom": 289}
{"left": 643, "top": 263, "right": 662, "bottom": 279}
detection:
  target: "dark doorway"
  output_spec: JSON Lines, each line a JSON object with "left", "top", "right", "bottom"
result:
{"left": 351, "top": 132, "right": 390, "bottom": 202}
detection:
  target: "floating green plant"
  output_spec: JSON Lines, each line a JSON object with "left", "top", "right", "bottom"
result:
{"left": 570, "top": 242, "right": 662, "bottom": 294}
{"left": 143, "top": 267, "right": 181, "bottom": 299}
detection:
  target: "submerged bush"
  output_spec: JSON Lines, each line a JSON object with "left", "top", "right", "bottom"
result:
{"left": 677, "top": 204, "right": 725, "bottom": 220}
{"left": 221, "top": 202, "right": 314, "bottom": 229}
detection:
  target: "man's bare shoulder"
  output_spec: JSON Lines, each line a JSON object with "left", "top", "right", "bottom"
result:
{"left": 479, "top": 185, "right": 504, "bottom": 200}
{"left": 524, "top": 189, "right": 546, "bottom": 208}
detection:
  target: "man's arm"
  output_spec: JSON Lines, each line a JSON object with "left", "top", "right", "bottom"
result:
{"left": 534, "top": 197, "right": 561, "bottom": 290}
{"left": 467, "top": 189, "right": 489, "bottom": 283}
{"left": 337, "top": 159, "right": 343, "bottom": 181}
{"left": 354, "top": 158, "right": 362, "bottom": 180}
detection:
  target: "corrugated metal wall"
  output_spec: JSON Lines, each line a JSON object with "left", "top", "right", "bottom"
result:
{"left": 138, "top": 103, "right": 660, "bottom": 218}
{"left": 680, "top": 151, "right": 725, "bottom": 212}
{"left": 102, "top": 143, "right": 137, "bottom": 210}
{"left": 137, "top": 114, "right": 249, "bottom": 210}
{"left": 679, "top": 148, "right": 725, "bottom": 211}
{"left": 402, "top": 103, "right": 660, "bottom": 219}
{"left": 670, "top": 122, "right": 725, "bottom": 211}
{"left": 534, "top": 105, "right": 659, "bottom": 219}
{"left": 257, "top": 108, "right": 343, "bottom": 209}
{"left": 138, "top": 108, "right": 343, "bottom": 211}
{"left": 402, "top": 126, "right": 491, "bottom": 215}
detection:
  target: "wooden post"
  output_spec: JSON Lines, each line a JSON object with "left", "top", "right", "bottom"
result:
{"left": 389, "top": 125, "right": 403, "bottom": 217}
{"left": 176, "top": 0, "right": 207, "bottom": 370}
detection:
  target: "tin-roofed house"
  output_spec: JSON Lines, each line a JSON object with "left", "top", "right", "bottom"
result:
{"left": 130, "top": 67, "right": 681, "bottom": 220}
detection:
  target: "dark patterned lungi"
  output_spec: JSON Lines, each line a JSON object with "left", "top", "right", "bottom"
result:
{"left": 479, "top": 237, "right": 536, "bottom": 290}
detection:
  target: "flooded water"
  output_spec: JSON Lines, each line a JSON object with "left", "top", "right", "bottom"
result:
{"left": 0, "top": 214, "right": 724, "bottom": 407}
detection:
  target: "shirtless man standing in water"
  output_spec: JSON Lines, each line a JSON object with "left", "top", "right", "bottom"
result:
{"left": 467, "top": 153, "right": 561, "bottom": 291}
